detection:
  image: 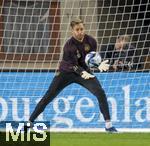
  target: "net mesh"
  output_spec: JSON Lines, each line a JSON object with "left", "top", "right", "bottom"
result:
{"left": 0, "top": 0, "right": 149, "bottom": 131}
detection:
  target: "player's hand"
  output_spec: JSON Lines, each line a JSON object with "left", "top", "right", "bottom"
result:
{"left": 81, "top": 71, "right": 95, "bottom": 79}
{"left": 98, "top": 60, "right": 110, "bottom": 72}
{"left": 112, "top": 60, "right": 119, "bottom": 70}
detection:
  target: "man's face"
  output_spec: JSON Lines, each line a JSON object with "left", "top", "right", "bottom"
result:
{"left": 115, "top": 39, "right": 125, "bottom": 50}
{"left": 72, "top": 23, "right": 85, "bottom": 41}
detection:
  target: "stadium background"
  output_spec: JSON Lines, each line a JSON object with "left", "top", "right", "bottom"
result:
{"left": 0, "top": 0, "right": 150, "bottom": 133}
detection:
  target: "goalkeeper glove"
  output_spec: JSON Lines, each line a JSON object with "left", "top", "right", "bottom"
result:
{"left": 98, "top": 60, "right": 110, "bottom": 72}
{"left": 81, "top": 71, "right": 95, "bottom": 79}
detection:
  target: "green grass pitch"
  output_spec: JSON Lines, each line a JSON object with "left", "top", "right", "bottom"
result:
{"left": 51, "top": 132, "right": 150, "bottom": 146}
{"left": 1, "top": 132, "right": 150, "bottom": 146}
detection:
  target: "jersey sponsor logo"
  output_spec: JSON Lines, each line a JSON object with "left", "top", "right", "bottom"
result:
{"left": 84, "top": 44, "right": 90, "bottom": 52}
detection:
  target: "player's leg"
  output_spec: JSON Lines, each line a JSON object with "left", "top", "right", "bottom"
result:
{"left": 75, "top": 76, "right": 117, "bottom": 132}
{"left": 29, "top": 72, "right": 73, "bottom": 122}
{"left": 75, "top": 77, "right": 110, "bottom": 120}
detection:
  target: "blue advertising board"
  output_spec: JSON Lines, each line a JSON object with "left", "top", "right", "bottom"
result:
{"left": 0, "top": 72, "right": 150, "bottom": 131}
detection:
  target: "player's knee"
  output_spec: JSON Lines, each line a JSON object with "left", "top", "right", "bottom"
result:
{"left": 38, "top": 98, "right": 48, "bottom": 108}
{"left": 94, "top": 88, "right": 107, "bottom": 102}
{"left": 40, "top": 90, "right": 56, "bottom": 105}
{"left": 93, "top": 88, "right": 105, "bottom": 97}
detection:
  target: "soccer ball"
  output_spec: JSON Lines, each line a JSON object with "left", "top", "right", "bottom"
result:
{"left": 85, "top": 51, "right": 102, "bottom": 68}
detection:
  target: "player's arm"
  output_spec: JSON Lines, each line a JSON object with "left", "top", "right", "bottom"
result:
{"left": 71, "top": 54, "right": 94, "bottom": 79}
{"left": 89, "top": 36, "right": 110, "bottom": 72}
{"left": 72, "top": 65, "right": 94, "bottom": 79}
{"left": 64, "top": 43, "right": 94, "bottom": 79}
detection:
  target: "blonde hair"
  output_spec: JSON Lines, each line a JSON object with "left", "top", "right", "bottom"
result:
{"left": 118, "top": 35, "right": 131, "bottom": 43}
{"left": 70, "top": 18, "right": 84, "bottom": 28}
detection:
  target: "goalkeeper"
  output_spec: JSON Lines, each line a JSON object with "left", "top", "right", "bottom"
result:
{"left": 27, "top": 18, "right": 117, "bottom": 132}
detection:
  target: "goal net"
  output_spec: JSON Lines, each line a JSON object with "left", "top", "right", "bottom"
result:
{"left": 0, "top": 0, "right": 149, "bottom": 132}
